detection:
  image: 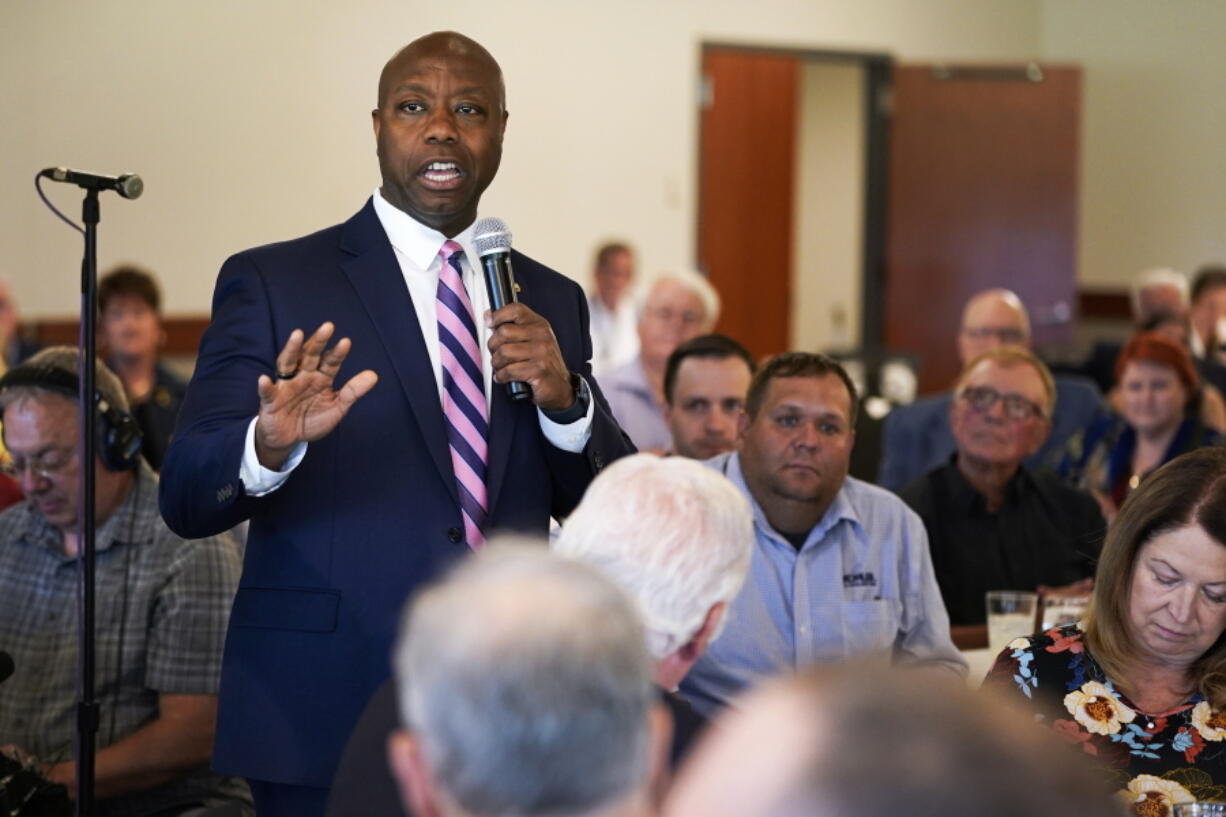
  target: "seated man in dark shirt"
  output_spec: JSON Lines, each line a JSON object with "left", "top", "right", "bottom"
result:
{"left": 899, "top": 347, "right": 1105, "bottom": 649}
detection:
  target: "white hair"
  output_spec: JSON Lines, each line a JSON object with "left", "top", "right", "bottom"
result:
{"left": 634, "top": 269, "right": 721, "bottom": 328}
{"left": 394, "top": 540, "right": 654, "bottom": 817}
{"left": 554, "top": 454, "right": 753, "bottom": 660}
{"left": 1130, "top": 266, "right": 1189, "bottom": 319}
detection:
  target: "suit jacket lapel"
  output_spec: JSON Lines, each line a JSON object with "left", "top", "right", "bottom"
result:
{"left": 339, "top": 201, "right": 456, "bottom": 504}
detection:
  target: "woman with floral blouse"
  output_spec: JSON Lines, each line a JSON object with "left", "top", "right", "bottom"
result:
{"left": 986, "top": 447, "right": 1226, "bottom": 816}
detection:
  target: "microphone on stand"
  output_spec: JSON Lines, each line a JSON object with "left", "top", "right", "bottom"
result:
{"left": 474, "top": 217, "right": 530, "bottom": 401}
{"left": 39, "top": 167, "right": 143, "bottom": 199}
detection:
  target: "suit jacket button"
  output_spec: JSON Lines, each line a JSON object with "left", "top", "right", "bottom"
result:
{"left": 593, "top": 451, "right": 605, "bottom": 470}
{"left": 447, "top": 527, "right": 463, "bottom": 544}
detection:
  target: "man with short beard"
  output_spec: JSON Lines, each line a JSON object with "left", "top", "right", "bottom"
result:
{"left": 679, "top": 352, "right": 964, "bottom": 717}
{"left": 158, "top": 31, "right": 632, "bottom": 817}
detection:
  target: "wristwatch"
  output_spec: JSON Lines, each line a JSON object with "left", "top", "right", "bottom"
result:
{"left": 543, "top": 372, "right": 591, "bottom": 424}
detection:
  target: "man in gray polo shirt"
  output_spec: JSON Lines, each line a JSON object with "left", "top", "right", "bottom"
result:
{"left": 0, "top": 348, "right": 250, "bottom": 817}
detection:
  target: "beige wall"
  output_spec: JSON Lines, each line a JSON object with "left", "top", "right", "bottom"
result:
{"left": 1039, "top": 0, "right": 1226, "bottom": 290}
{"left": 1, "top": 0, "right": 1041, "bottom": 318}
{"left": 792, "top": 62, "right": 865, "bottom": 353}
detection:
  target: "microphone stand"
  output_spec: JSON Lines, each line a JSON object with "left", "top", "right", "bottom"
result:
{"left": 75, "top": 188, "right": 101, "bottom": 817}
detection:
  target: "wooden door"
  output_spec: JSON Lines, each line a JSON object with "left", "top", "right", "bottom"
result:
{"left": 698, "top": 48, "right": 798, "bottom": 360}
{"left": 884, "top": 65, "right": 1081, "bottom": 394}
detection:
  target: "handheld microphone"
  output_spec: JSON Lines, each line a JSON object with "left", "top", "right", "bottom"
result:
{"left": 0, "top": 650, "right": 13, "bottom": 684}
{"left": 474, "top": 217, "right": 530, "bottom": 401}
{"left": 39, "top": 167, "right": 144, "bottom": 199}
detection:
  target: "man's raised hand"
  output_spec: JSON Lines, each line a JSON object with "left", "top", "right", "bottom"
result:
{"left": 254, "top": 322, "right": 377, "bottom": 469}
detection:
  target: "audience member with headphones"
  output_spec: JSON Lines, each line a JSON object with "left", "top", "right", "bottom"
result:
{"left": 0, "top": 347, "right": 252, "bottom": 817}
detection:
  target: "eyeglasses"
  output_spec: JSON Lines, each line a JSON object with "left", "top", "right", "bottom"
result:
{"left": 958, "top": 385, "right": 1045, "bottom": 421}
{"left": 0, "top": 448, "right": 78, "bottom": 481}
{"left": 644, "top": 306, "right": 705, "bottom": 327}
{"left": 962, "top": 326, "right": 1027, "bottom": 344}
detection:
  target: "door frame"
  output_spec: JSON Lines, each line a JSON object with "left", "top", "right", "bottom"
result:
{"left": 697, "top": 42, "right": 894, "bottom": 352}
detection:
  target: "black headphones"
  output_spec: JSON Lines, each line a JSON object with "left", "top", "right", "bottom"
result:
{"left": 0, "top": 363, "right": 143, "bottom": 472}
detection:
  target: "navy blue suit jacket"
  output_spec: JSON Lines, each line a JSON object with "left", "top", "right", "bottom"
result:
{"left": 159, "top": 200, "right": 633, "bottom": 787}
{"left": 877, "top": 374, "right": 1106, "bottom": 492}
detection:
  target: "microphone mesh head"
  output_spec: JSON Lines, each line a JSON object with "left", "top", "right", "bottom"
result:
{"left": 119, "top": 174, "right": 144, "bottom": 200}
{"left": 473, "top": 217, "right": 512, "bottom": 255}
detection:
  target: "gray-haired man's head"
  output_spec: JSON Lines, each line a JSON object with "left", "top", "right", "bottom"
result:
{"left": 554, "top": 454, "right": 752, "bottom": 690}
{"left": 390, "top": 541, "right": 665, "bottom": 817}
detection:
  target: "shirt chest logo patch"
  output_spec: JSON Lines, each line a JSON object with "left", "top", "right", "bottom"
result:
{"left": 843, "top": 571, "right": 877, "bottom": 589}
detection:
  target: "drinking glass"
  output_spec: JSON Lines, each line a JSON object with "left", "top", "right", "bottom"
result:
{"left": 986, "top": 590, "right": 1038, "bottom": 653}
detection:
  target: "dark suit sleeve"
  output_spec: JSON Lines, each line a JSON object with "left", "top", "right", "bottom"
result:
{"left": 877, "top": 408, "right": 915, "bottom": 493}
{"left": 159, "top": 252, "right": 279, "bottom": 538}
{"left": 540, "top": 273, "right": 636, "bottom": 518}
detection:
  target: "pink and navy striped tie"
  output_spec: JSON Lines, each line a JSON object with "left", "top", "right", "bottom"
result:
{"left": 436, "top": 240, "right": 489, "bottom": 549}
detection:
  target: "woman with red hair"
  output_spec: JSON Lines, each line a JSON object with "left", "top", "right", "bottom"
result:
{"left": 1058, "top": 332, "right": 1222, "bottom": 519}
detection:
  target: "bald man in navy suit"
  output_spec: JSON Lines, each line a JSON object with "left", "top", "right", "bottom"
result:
{"left": 159, "top": 31, "right": 633, "bottom": 817}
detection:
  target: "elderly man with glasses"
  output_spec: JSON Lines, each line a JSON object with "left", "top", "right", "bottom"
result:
{"left": 898, "top": 346, "right": 1105, "bottom": 649}
{"left": 602, "top": 270, "right": 719, "bottom": 453}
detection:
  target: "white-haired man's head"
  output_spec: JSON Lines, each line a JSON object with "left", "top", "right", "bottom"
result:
{"left": 554, "top": 454, "right": 753, "bottom": 689}
{"left": 634, "top": 271, "right": 721, "bottom": 372}
{"left": 390, "top": 541, "right": 667, "bottom": 817}
{"left": 1131, "top": 267, "right": 1189, "bottom": 326}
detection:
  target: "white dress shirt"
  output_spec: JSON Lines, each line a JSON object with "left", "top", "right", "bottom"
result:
{"left": 239, "top": 189, "right": 593, "bottom": 495}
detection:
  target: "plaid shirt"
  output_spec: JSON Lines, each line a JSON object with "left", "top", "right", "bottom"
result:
{"left": 0, "top": 462, "right": 252, "bottom": 817}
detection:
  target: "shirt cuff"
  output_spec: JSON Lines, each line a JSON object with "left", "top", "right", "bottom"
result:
{"left": 239, "top": 416, "right": 307, "bottom": 497}
{"left": 537, "top": 380, "right": 595, "bottom": 453}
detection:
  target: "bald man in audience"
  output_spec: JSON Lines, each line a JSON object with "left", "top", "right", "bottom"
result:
{"left": 899, "top": 347, "right": 1104, "bottom": 648}
{"left": 878, "top": 288, "right": 1105, "bottom": 491}
{"left": 388, "top": 544, "right": 668, "bottom": 817}
{"left": 664, "top": 666, "right": 1120, "bottom": 817}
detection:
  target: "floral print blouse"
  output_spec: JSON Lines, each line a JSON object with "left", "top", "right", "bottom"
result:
{"left": 985, "top": 624, "right": 1226, "bottom": 815}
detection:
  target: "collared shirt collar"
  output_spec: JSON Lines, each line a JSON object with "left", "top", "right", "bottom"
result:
{"left": 940, "top": 454, "right": 1031, "bottom": 515}
{"left": 371, "top": 187, "right": 479, "bottom": 271}
{"left": 719, "top": 452, "right": 864, "bottom": 551}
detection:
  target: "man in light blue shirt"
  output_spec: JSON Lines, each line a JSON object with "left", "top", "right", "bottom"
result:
{"left": 680, "top": 353, "right": 966, "bottom": 716}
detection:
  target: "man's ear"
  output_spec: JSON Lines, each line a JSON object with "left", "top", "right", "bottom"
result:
{"left": 388, "top": 730, "right": 443, "bottom": 817}
{"left": 736, "top": 410, "right": 751, "bottom": 441}
{"left": 680, "top": 602, "right": 726, "bottom": 662}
